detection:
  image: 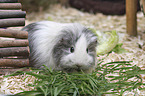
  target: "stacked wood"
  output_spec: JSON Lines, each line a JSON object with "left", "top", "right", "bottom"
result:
{"left": 0, "top": 0, "right": 26, "bottom": 27}
{"left": 0, "top": 30, "right": 29, "bottom": 68}
{"left": 0, "top": 0, "right": 29, "bottom": 71}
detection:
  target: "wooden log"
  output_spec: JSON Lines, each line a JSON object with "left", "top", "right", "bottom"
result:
{"left": 0, "top": 29, "right": 28, "bottom": 39}
{"left": 142, "top": 0, "right": 145, "bottom": 14}
{"left": 0, "top": 10, "right": 21, "bottom": 11}
{"left": 0, "top": 59, "right": 29, "bottom": 67}
{"left": 0, "top": 0, "right": 18, "bottom": 3}
{"left": 126, "top": 0, "right": 138, "bottom": 36}
{"left": 0, "top": 47, "right": 29, "bottom": 57}
{"left": 0, "top": 3, "right": 21, "bottom": 9}
{"left": 0, "top": 18, "right": 25, "bottom": 27}
{"left": 0, "top": 11, "right": 26, "bottom": 19}
{"left": 0, "top": 40, "right": 28, "bottom": 47}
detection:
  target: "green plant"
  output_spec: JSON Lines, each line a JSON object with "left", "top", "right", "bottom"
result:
{"left": 110, "top": 43, "right": 128, "bottom": 54}
{"left": 6, "top": 61, "right": 145, "bottom": 96}
{"left": 89, "top": 28, "right": 119, "bottom": 55}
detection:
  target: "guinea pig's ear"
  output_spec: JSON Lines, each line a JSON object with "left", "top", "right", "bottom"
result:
{"left": 59, "top": 37, "right": 65, "bottom": 43}
{"left": 59, "top": 37, "right": 68, "bottom": 45}
{"left": 95, "top": 39, "right": 98, "bottom": 44}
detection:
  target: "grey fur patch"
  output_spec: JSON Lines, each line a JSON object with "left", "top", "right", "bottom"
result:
{"left": 22, "top": 22, "right": 38, "bottom": 32}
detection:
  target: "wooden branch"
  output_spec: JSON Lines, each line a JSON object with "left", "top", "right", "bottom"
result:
{"left": 0, "top": 47, "right": 29, "bottom": 57}
{"left": 126, "top": 0, "right": 138, "bottom": 36}
{"left": 0, "top": 3, "right": 21, "bottom": 9}
{"left": 0, "top": 40, "right": 28, "bottom": 47}
{"left": 0, "top": 10, "right": 21, "bottom": 11}
{"left": 0, "top": 18, "right": 25, "bottom": 27}
{"left": 0, "top": 11, "right": 26, "bottom": 19}
{"left": 0, "top": 59, "right": 29, "bottom": 67}
{"left": 0, "top": 29, "right": 28, "bottom": 39}
{"left": 0, "top": 0, "right": 18, "bottom": 3}
{"left": 0, "top": 68, "right": 30, "bottom": 75}
{"left": 142, "top": 0, "right": 145, "bottom": 14}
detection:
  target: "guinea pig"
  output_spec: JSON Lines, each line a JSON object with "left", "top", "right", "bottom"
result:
{"left": 22, "top": 21, "right": 97, "bottom": 73}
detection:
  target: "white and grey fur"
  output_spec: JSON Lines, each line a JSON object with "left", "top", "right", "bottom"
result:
{"left": 22, "top": 21, "right": 97, "bottom": 73}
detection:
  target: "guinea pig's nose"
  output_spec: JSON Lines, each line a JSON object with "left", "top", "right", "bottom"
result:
{"left": 76, "top": 65, "right": 81, "bottom": 68}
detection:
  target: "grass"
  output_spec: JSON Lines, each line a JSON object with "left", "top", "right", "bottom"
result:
{"left": 5, "top": 60, "right": 145, "bottom": 96}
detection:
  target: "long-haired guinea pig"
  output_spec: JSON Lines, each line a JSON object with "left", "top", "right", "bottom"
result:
{"left": 22, "top": 21, "right": 97, "bottom": 73}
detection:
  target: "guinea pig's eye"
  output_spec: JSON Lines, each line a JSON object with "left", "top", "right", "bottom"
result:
{"left": 86, "top": 48, "right": 89, "bottom": 53}
{"left": 70, "top": 47, "right": 74, "bottom": 53}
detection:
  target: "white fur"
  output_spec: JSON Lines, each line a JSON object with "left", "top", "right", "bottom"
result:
{"left": 28, "top": 21, "right": 87, "bottom": 69}
{"left": 29, "top": 21, "right": 65, "bottom": 69}
{"left": 26, "top": 21, "right": 96, "bottom": 71}
{"left": 60, "top": 33, "right": 93, "bottom": 70}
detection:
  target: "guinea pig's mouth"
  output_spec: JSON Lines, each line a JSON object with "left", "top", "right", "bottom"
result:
{"left": 60, "top": 63, "right": 93, "bottom": 73}
{"left": 63, "top": 67, "right": 84, "bottom": 73}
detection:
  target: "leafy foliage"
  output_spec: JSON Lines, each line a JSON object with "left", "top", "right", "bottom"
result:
{"left": 89, "top": 28, "right": 119, "bottom": 55}
{"left": 110, "top": 43, "right": 128, "bottom": 54}
{"left": 6, "top": 61, "right": 145, "bottom": 96}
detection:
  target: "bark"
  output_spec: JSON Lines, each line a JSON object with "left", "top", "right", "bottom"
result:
{"left": 0, "top": 58, "right": 29, "bottom": 67}
{"left": 0, "top": 29, "right": 28, "bottom": 39}
{"left": 0, "top": 3, "right": 21, "bottom": 9}
{"left": 0, "top": 40, "right": 28, "bottom": 47}
{"left": 0, "top": 0, "right": 18, "bottom": 3}
{"left": 0, "top": 18, "right": 25, "bottom": 27}
{"left": 126, "top": 0, "right": 137, "bottom": 36}
{"left": 0, "top": 47, "right": 29, "bottom": 57}
{"left": 142, "top": 0, "right": 145, "bottom": 14}
{"left": 0, "top": 11, "right": 26, "bottom": 19}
